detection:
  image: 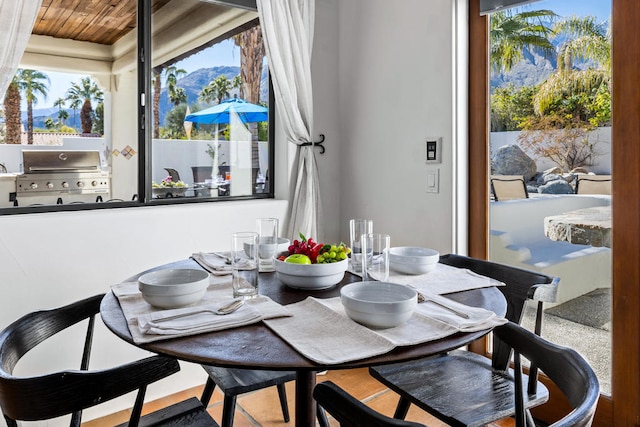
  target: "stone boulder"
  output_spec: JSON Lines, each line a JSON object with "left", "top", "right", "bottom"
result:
{"left": 537, "top": 179, "right": 574, "bottom": 194}
{"left": 492, "top": 145, "right": 538, "bottom": 181}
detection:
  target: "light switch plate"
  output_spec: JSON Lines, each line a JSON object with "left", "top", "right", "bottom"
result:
{"left": 426, "top": 168, "right": 439, "bottom": 193}
{"left": 425, "top": 137, "right": 442, "bottom": 164}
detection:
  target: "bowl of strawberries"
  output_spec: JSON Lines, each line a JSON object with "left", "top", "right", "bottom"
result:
{"left": 273, "top": 233, "right": 350, "bottom": 290}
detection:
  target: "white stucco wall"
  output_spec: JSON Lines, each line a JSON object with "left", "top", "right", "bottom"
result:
{"left": 337, "top": 0, "right": 458, "bottom": 254}
{"left": 0, "top": 0, "right": 461, "bottom": 423}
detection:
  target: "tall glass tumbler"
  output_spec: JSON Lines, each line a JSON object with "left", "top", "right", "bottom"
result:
{"left": 231, "top": 232, "right": 259, "bottom": 299}
{"left": 257, "top": 218, "right": 279, "bottom": 272}
{"left": 361, "top": 233, "right": 390, "bottom": 281}
{"left": 349, "top": 219, "right": 373, "bottom": 273}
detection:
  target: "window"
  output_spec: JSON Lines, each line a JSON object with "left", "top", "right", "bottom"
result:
{"left": 0, "top": 0, "right": 273, "bottom": 214}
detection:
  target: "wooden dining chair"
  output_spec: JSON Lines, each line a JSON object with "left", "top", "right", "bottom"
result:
{"left": 321, "top": 322, "right": 598, "bottom": 427}
{"left": 200, "top": 366, "right": 296, "bottom": 427}
{"left": 0, "top": 294, "right": 219, "bottom": 427}
{"left": 369, "top": 254, "right": 559, "bottom": 426}
{"left": 575, "top": 175, "right": 611, "bottom": 195}
{"left": 314, "top": 381, "right": 426, "bottom": 427}
{"left": 490, "top": 175, "right": 529, "bottom": 201}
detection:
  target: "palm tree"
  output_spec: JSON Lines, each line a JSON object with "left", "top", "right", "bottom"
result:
{"left": 57, "top": 110, "right": 69, "bottom": 128}
{"left": 2, "top": 78, "right": 22, "bottom": 144}
{"left": 199, "top": 75, "right": 232, "bottom": 105}
{"left": 15, "top": 69, "right": 50, "bottom": 144}
{"left": 68, "top": 98, "right": 81, "bottom": 130}
{"left": 66, "top": 77, "right": 103, "bottom": 134}
{"left": 165, "top": 66, "right": 187, "bottom": 107}
{"left": 153, "top": 69, "right": 161, "bottom": 138}
{"left": 54, "top": 97, "right": 67, "bottom": 125}
{"left": 490, "top": 9, "right": 557, "bottom": 74}
{"left": 233, "top": 26, "right": 265, "bottom": 105}
{"left": 232, "top": 74, "right": 242, "bottom": 98}
{"left": 533, "top": 15, "right": 611, "bottom": 118}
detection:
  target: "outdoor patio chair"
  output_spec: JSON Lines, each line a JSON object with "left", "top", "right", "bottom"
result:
{"left": 490, "top": 175, "right": 529, "bottom": 201}
{"left": 164, "top": 167, "right": 182, "bottom": 183}
{"left": 575, "top": 175, "right": 612, "bottom": 195}
{"left": 0, "top": 294, "right": 219, "bottom": 427}
{"left": 200, "top": 366, "right": 296, "bottom": 427}
{"left": 322, "top": 321, "right": 598, "bottom": 427}
{"left": 369, "top": 254, "right": 559, "bottom": 427}
{"left": 192, "top": 166, "right": 214, "bottom": 183}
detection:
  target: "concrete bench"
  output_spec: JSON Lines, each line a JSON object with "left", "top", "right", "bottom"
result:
{"left": 490, "top": 194, "right": 612, "bottom": 305}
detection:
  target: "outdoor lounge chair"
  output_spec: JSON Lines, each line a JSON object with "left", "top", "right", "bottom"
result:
{"left": 575, "top": 175, "right": 611, "bottom": 195}
{"left": 490, "top": 175, "right": 529, "bottom": 201}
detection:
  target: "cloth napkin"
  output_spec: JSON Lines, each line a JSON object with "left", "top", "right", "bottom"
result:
{"left": 363, "top": 262, "right": 505, "bottom": 295}
{"left": 137, "top": 302, "right": 262, "bottom": 335}
{"left": 112, "top": 279, "right": 291, "bottom": 344}
{"left": 191, "top": 252, "right": 254, "bottom": 275}
{"left": 413, "top": 290, "right": 507, "bottom": 332}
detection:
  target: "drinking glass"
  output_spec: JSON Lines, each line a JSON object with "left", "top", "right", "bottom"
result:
{"left": 361, "top": 233, "right": 390, "bottom": 281}
{"left": 231, "top": 232, "right": 259, "bottom": 298}
{"left": 257, "top": 218, "right": 278, "bottom": 272}
{"left": 349, "top": 219, "right": 373, "bottom": 273}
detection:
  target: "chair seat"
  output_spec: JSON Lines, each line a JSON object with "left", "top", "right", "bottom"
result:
{"left": 369, "top": 350, "right": 549, "bottom": 427}
{"left": 115, "top": 397, "right": 219, "bottom": 427}
{"left": 202, "top": 366, "right": 296, "bottom": 395}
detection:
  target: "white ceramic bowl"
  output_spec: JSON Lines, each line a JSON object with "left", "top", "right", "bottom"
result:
{"left": 273, "top": 255, "right": 348, "bottom": 290}
{"left": 388, "top": 247, "right": 440, "bottom": 275}
{"left": 340, "top": 281, "right": 417, "bottom": 328}
{"left": 138, "top": 268, "right": 209, "bottom": 308}
{"left": 244, "top": 238, "right": 291, "bottom": 259}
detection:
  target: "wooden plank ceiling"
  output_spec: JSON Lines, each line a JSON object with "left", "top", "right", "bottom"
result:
{"left": 32, "top": 0, "right": 172, "bottom": 45}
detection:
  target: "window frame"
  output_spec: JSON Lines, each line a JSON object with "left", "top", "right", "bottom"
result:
{"left": 0, "top": 0, "right": 274, "bottom": 216}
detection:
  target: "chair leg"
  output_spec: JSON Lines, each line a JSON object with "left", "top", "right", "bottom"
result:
{"left": 276, "top": 383, "right": 291, "bottom": 422}
{"left": 221, "top": 395, "right": 237, "bottom": 427}
{"left": 393, "top": 396, "right": 411, "bottom": 420}
{"left": 200, "top": 377, "right": 216, "bottom": 407}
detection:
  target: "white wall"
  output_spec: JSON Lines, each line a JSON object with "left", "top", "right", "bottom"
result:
{"left": 336, "top": 0, "right": 458, "bottom": 254}
{"left": 490, "top": 127, "right": 612, "bottom": 174}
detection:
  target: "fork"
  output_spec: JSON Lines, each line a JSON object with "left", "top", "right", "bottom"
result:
{"left": 153, "top": 300, "right": 244, "bottom": 323}
{"left": 408, "top": 286, "right": 470, "bottom": 319}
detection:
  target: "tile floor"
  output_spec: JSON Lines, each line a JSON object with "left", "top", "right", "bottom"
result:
{"left": 83, "top": 367, "right": 514, "bottom": 427}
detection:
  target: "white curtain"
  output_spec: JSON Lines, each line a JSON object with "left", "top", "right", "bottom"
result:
{"left": 256, "top": 0, "right": 324, "bottom": 242}
{"left": 0, "top": 0, "right": 42, "bottom": 98}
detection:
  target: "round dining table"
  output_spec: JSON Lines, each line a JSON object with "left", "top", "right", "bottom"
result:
{"left": 100, "top": 259, "right": 507, "bottom": 427}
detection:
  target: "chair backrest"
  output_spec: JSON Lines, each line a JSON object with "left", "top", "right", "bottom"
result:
{"left": 493, "top": 322, "right": 599, "bottom": 427}
{"left": 439, "top": 254, "right": 559, "bottom": 370}
{"left": 575, "top": 175, "right": 611, "bottom": 195}
{"left": 0, "top": 294, "right": 180, "bottom": 427}
{"left": 490, "top": 175, "right": 529, "bottom": 201}
{"left": 164, "top": 167, "right": 181, "bottom": 182}
{"left": 314, "top": 381, "right": 426, "bottom": 427}
{"left": 192, "top": 166, "right": 214, "bottom": 183}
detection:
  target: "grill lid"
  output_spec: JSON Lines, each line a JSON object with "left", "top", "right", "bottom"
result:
{"left": 22, "top": 150, "right": 102, "bottom": 173}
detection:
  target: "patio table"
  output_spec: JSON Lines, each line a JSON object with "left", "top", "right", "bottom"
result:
{"left": 544, "top": 205, "right": 612, "bottom": 248}
{"left": 100, "top": 258, "right": 507, "bottom": 427}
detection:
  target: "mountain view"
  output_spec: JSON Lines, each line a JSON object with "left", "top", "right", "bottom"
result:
{"left": 23, "top": 65, "right": 269, "bottom": 130}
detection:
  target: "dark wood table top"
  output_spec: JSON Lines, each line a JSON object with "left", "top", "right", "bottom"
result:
{"left": 100, "top": 259, "right": 508, "bottom": 371}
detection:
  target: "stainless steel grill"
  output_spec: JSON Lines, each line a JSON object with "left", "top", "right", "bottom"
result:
{"left": 15, "top": 150, "right": 111, "bottom": 206}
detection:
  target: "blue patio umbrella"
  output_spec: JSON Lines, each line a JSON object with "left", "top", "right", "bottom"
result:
{"left": 185, "top": 98, "right": 268, "bottom": 125}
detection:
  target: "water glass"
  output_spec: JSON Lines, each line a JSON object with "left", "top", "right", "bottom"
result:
{"left": 257, "top": 217, "right": 278, "bottom": 272}
{"left": 361, "top": 233, "right": 390, "bottom": 281}
{"left": 349, "top": 219, "right": 373, "bottom": 272}
{"left": 231, "top": 232, "right": 259, "bottom": 299}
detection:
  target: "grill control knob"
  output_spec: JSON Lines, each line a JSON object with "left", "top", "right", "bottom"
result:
{"left": 46, "top": 182, "right": 54, "bottom": 189}
{"left": 77, "top": 181, "right": 85, "bottom": 188}
{"left": 61, "top": 182, "right": 69, "bottom": 188}
{"left": 91, "top": 180, "right": 98, "bottom": 187}
{"left": 30, "top": 183, "right": 38, "bottom": 190}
